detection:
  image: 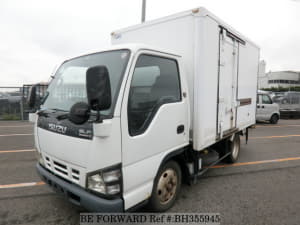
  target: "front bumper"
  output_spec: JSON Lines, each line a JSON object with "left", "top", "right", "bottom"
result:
{"left": 36, "top": 163, "right": 124, "bottom": 212}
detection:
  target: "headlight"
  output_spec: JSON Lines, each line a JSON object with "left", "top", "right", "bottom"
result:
{"left": 102, "top": 169, "right": 121, "bottom": 183}
{"left": 87, "top": 174, "right": 106, "bottom": 194}
{"left": 87, "top": 166, "right": 122, "bottom": 196}
{"left": 106, "top": 184, "right": 120, "bottom": 195}
{"left": 35, "top": 150, "right": 44, "bottom": 166}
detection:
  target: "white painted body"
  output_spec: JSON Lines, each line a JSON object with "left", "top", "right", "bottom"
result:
{"left": 112, "top": 7, "right": 259, "bottom": 150}
{"left": 256, "top": 90, "right": 280, "bottom": 121}
{"left": 35, "top": 7, "right": 259, "bottom": 211}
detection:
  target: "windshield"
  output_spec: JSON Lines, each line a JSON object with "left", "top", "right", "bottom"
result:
{"left": 42, "top": 50, "right": 130, "bottom": 115}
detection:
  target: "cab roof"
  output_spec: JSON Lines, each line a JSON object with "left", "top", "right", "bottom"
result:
{"left": 64, "top": 43, "right": 181, "bottom": 63}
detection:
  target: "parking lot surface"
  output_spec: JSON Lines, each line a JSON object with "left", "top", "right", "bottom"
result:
{"left": 0, "top": 120, "right": 300, "bottom": 225}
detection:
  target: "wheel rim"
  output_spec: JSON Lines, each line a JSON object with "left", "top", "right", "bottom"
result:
{"left": 272, "top": 115, "right": 278, "bottom": 123}
{"left": 157, "top": 168, "right": 178, "bottom": 205}
{"left": 231, "top": 138, "right": 239, "bottom": 159}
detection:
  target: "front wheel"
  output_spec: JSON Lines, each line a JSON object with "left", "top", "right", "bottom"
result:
{"left": 148, "top": 161, "right": 182, "bottom": 212}
{"left": 270, "top": 114, "right": 279, "bottom": 124}
{"left": 225, "top": 134, "right": 240, "bottom": 163}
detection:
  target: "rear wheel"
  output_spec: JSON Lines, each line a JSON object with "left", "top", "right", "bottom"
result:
{"left": 225, "top": 134, "right": 240, "bottom": 163}
{"left": 270, "top": 114, "right": 279, "bottom": 124}
{"left": 148, "top": 160, "right": 182, "bottom": 212}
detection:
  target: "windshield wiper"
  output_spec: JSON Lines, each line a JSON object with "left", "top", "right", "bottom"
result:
{"left": 37, "top": 108, "right": 68, "bottom": 120}
{"left": 48, "top": 108, "right": 69, "bottom": 120}
{"left": 37, "top": 110, "right": 50, "bottom": 117}
{"left": 49, "top": 108, "right": 68, "bottom": 112}
{"left": 56, "top": 113, "right": 69, "bottom": 120}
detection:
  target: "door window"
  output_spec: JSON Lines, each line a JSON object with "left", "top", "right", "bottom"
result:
{"left": 128, "top": 54, "right": 181, "bottom": 136}
{"left": 262, "top": 95, "right": 272, "bottom": 104}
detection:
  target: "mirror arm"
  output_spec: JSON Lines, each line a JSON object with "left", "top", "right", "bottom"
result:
{"left": 95, "top": 110, "right": 103, "bottom": 123}
{"left": 88, "top": 110, "right": 103, "bottom": 123}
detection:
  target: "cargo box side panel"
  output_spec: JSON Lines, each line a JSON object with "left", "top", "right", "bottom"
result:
{"left": 193, "top": 16, "right": 219, "bottom": 151}
{"left": 236, "top": 43, "right": 259, "bottom": 129}
{"left": 111, "top": 15, "right": 196, "bottom": 129}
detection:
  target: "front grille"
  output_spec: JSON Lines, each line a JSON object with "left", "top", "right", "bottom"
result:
{"left": 45, "top": 156, "right": 51, "bottom": 168}
{"left": 71, "top": 169, "right": 80, "bottom": 181}
{"left": 54, "top": 161, "right": 68, "bottom": 175}
{"left": 43, "top": 154, "right": 81, "bottom": 183}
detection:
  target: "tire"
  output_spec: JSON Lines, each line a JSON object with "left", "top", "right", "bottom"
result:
{"left": 270, "top": 114, "right": 279, "bottom": 124}
{"left": 225, "top": 134, "right": 240, "bottom": 164}
{"left": 148, "top": 161, "right": 182, "bottom": 212}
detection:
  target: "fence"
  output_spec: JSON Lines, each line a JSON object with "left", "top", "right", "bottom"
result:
{"left": 0, "top": 87, "right": 23, "bottom": 120}
{"left": 1, "top": 86, "right": 298, "bottom": 120}
{"left": 0, "top": 84, "right": 48, "bottom": 120}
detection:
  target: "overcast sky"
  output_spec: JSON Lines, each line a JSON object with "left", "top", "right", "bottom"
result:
{"left": 1, "top": 0, "right": 300, "bottom": 86}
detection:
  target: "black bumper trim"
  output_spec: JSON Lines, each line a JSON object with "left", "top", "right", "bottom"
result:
{"left": 36, "top": 163, "right": 124, "bottom": 212}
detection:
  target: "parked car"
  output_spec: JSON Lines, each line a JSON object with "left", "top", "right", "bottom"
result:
{"left": 274, "top": 91, "right": 300, "bottom": 104}
{"left": 7, "top": 92, "right": 22, "bottom": 103}
{"left": 271, "top": 92, "right": 285, "bottom": 102}
{"left": 256, "top": 90, "right": 280, "bottom": 124}
{"left": 0, "top": 92, "right": 9, "bottom": 100}
{"left": 0, "top": 91, "right": 22, "bottom": 104}
{"left": 0, "top": 93, "right": 9, "bottom": 105}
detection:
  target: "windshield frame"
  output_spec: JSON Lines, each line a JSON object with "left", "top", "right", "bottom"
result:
{"left": 41, "top": 49, "right": 131, "bottom": 118}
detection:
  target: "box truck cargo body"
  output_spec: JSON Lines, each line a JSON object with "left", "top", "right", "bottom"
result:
{"left": 111, "top": 7, "right": 259, "bottom": 150}
{"left": 32, "top": 7, "right": 259, "bottom": 212}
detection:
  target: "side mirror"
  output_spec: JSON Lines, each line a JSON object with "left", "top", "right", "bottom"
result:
{"left": 28, "top": 85, "right": 37, "bottom": 109}
{"left": 86, "top": 66, "right": 112, "bottom": 111}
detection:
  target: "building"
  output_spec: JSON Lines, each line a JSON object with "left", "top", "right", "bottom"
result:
{"left": 265, "top": 71, "right": 300, "bottom": 88}
{"left": 258, "top": 62, "right": 300, "bottom": 89}
{"left": 258, "top": 60, "right": 268, "bottom": 89}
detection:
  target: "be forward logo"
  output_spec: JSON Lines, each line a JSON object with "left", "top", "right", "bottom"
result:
{"left": 48, "top": 123, "right": 67, "bottom": 134}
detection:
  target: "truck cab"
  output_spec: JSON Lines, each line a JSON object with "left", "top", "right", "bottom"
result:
{"left": 34, "top": 44, "right": 190, "bottom": 212}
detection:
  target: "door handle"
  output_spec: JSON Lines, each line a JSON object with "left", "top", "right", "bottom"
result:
{"left": 177, "top": 125, "right": 184, "bottom": 134}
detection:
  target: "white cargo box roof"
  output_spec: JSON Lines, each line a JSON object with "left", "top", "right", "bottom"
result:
{"left": 112, "top": 7, "right": 259, "bottom": 49}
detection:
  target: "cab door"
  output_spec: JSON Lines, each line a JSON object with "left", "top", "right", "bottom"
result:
{"left": 120, "top": 51, "right": 189, "bottom": 209}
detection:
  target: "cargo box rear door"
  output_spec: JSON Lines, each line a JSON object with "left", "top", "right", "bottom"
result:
{"left": 217, "top": 29, "right": 239, "bottom": 138}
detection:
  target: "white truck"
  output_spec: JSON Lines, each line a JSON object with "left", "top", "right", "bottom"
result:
{"left": 30, "top": 7, "right": 259, "bottom": 212}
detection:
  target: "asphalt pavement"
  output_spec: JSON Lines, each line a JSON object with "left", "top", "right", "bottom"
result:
{"left": 0, "top": 120, "right": 300, "bottom": 225}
